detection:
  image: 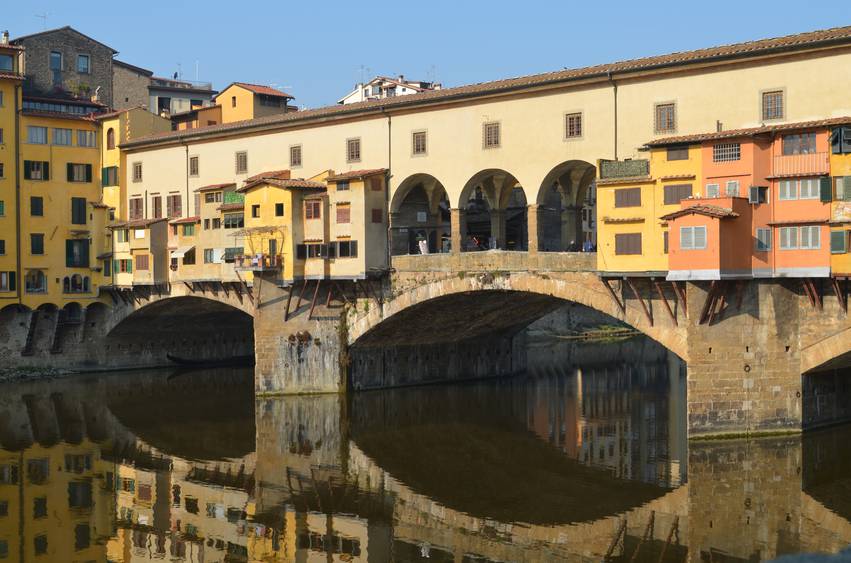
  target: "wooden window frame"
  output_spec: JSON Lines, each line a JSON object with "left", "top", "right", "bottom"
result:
{"left": 761, "top": 89, "right": 785, "bottom": 122}
{"left": 482, "top": 121, "right": 501, "bottom": 149}
{"left": 614, "top": 233, "right": 642, "bottom": 255}
{"left": 564, "top": 112, "right": 583, "bottom": 140}
{"left": 132, "top": 162, "right": 142, "bottom": 183}
{"left": 614, "top": 187, "right": 641, "bottom": 208}
{"left": 235, "top": 151, "right": 248, "bottom": 174}
{"left": 346, "top": 138, "right": 361, "bottom": 163}
{"left": 412, "top": 130, "right": 428, "bottom": 156}
{"left": 654, "top": 102, "right": 677, "bottom": 134}
{"left": 189, "top": 155, "right": 199, "bottom": 177}
{"left": 289, "top": 144, "right": 302, "bottom": 168}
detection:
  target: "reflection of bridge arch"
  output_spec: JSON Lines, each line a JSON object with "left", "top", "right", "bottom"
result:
{"left": 348, "top": 271, "right": 688, "bottom": 361}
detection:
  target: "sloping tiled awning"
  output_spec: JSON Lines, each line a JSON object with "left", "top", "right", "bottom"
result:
{"left": 171, "top": 245, "right": 194, "bottom": 259}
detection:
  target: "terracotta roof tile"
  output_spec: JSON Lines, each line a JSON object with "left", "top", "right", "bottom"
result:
{"left": 327, "top": 168, "right": 387, "bottom": 182}
{"left": 195, "top": 182, "right": 236, "bottom": 193}
{"left": 170, "top": 216, "right": 201, "bottom": 224}
{"left": 0, "top": 71, "right": 24, "bottom": 81}
{"left": 767, "top": 218, "right": 829, "bottom": 226}
{"left": 217, "top": 203, "right": 245, "bottom": 212}
{"left": 21, "top": 109, "right": 97, "bottom": 122}
{"left": 238, "top": 178, "right": 326, "bottom": 193}
{"left": 219, "top": 82, "right": 294, "bottom": 99}
{"left": 123, "top": 25, "right": 851, "bottom": 149}
{"left": 596, "top": 176, "right": 653, "bottom": 186}
{"left": 660, "top": 204, "right": 739, "bottom": 221}
{"left": 246, "top": 169, "right": 291, "bottom": 183}
{"left": 110, "top": 218, "right": 169, "bottom": 229}
{"left": 646, "top": 116, "right": 851, "bottom": 147}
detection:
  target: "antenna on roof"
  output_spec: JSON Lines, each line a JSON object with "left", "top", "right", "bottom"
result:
{"left": 358, "top": 65, "right": 370, "bottom": 85}
{"left": 35, "top": 12, "right": 49, "bottom": 29}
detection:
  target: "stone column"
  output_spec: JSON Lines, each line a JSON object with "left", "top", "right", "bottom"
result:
{"left": 527, "top": 205, "right": 540, "bottom": 253}
{"left": 561, "top": 206, "right": 580, "bottom": 251}
{"left": 490, "top": 209, "right": 507, "bottom": 249}
{"left": 429, "top": 212, "right": 442, "bottom": 253}
{"left": 450, "top": 208, "right": 466, "bottom": 253}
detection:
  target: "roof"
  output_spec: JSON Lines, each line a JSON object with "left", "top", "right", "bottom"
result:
{"left": 660, "top": 204, "right": 739, "bottom": 221}
{"left": 0, "top": 71, "right": 24, "bottom": 81}
{"left": 88, "top": 201, "right": 112, "bottom": 209}
{"left": 246, "top": 169, "right": 291, "bottom": 183}
{"left": 113, "top": 59, "right": 153, "bottom": 77}
{"left": 123, "top": 25, "right": 851, "bottom": 150}
{"left": 646, "top": 116, "right": 851, "bottom": 147}
{"left": 327, "top": 168, "right": 387, "bottom": 182}
{"left": 767, "top": 218, "right": 829, "bottom": 226}
{"left": 21, "top": 110, "right": 97, "bottom": 122}
{"left": 217, "top": 82, "right": 294, "bottom": 99}
{"left": 170, "top": 216, "right": 200, "bottom": 225}
{"left": 238, "top": 178, "right": 326, "bottom": 193}
{"left": 110, "top": 218, "right": 168, "bottom": 229}
{"left": 94, "top": 105, "right": 150, "bottom": 120}
{"left": 0, "top": 43, "right": 25, "bottom": 51}
{"left": 596, "top": 176, "right": 654, "bottom": 186}
{"left": 217, "top": 203, "right": 245, "bottom": 212}
{"left": 12, "top": 26, "right": 118, "bottom": 54}
{"left": 24, "top": 92, "right": 108, "bottom": 108}
{"left": 195, "top": 182, "right": 236, "bottom": 193}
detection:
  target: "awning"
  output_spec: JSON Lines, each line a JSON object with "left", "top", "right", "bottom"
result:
{"left": 96, "top": 252, "right": 113, "bottom": 259}
{"left": 171, "top": 245, "right": 194, "bottom": 259}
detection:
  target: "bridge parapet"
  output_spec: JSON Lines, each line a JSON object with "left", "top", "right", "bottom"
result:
{"left": 390, "top": 251, "right": 596, "bottom": 274}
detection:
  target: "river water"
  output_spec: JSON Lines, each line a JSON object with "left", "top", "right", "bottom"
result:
{"left": 0, "top": 336, "right": 849, "bottom": 562}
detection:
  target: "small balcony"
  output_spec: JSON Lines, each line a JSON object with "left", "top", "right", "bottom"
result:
{"left": 234, "top": 253, "right": 283, "bottom": 272}
{"left": 772, "top": 152, "right": 829, "bottom": 177}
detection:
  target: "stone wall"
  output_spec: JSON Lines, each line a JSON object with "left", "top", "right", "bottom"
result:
{"left": 112, "top": 63, "right": 150, "bottom": 110}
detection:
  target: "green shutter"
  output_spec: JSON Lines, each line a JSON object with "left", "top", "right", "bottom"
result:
{"left": 113, "top": 259, "right": 119, "bottom": 275}
{"left": 66, "top": 240, "right": 74, "bottom": 267}
{"left": 43, "top": 162, "right": 49, "bottom": 181}
{"left": 831, "top": 231, "right": 848, "bottom": 254}
{"left": 8, "top": 272, "right": 15, "bottom": 292}
{"left": 127, "top": 259, "right": 132, "bottom": 274}
{"left": 85, "top": 164, "right": 92, "bottom": 183}
{"left": 67, "top": 163, "right": 74, "bottom": 182}
{"left": 820, "top": 177, "right": 833, "bottom": 203}
{"left": 102, "top": 167, "right": 108, "bottom": 187}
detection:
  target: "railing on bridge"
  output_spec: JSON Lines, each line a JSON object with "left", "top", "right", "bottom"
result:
{"left": 599, "top": 159, "right": 650, "bottom": 179}
{"left": 391, "top": 250, "right": 597, "bottom": 273}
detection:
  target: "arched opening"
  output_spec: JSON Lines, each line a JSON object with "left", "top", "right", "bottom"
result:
{"left": 459, "top": 169, "right": 526, "bottom": 251}
{"left": 106, "top": 127, "right": 115, "bottom": 150}
{"left": 536, "top": 161, "right": 596, "bottom": 252}
{"left": 25, "top": 270, "right": 47, "bottom": 294}
{"left": 107, "top": 296, "right": 255, "bottom": 367}
{"left": 390, "top": 174, "right": 451, "bottom": 255}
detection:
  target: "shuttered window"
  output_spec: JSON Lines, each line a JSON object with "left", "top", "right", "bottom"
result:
{"left": 102, "top": 166, "right": 118, "bottom": 186}
{"left": 779, "top": 227, "right": 798, "bottom": 249}
{"left": 756, "top": 228, "right": 771, "bottom": 251}
{"left": 336, "top": 204, "right": 350, "bottom": 224}
{"left": 167, "top": 195, "right": 182, "bottom": 218}
{"left": 831, "top": 231, "right": 848, "bottom": 254}
{"left": 680, "top": 226, "right": 707, "bottom": 250}
{"left": 151, "top": 196, "right": 162, "bottom": 219}
{"left": 70, "top": 198, "right": 86, "bottom": 225}
{"left": 614, "top": 187, "right": 641, "bottom": 208}
{"left": 129, "top": 198, "right": 143, "bottom": 220}
{"left": 654, "top": 103, "right": 676, "bottom": 133}
{"left": 666, "top": 146, "right": 689, "bottom": 161}
{"left": 663, "top": 184, "right": 692, "bottom": 205}
{"left": 24, "top": 161, "right": 49, "bottom": 180}
{"left": 305, "top": 201, "right": 321, "bottom": 219}
{"left": 482, "top": 122, "right": 500, "bottom": 148}
{"left": 800, "top": 225, "right": 820, "bottom": 249}
{"left": 67, "top": 163, "right": 92, "bottom": 183}
{"left": 346, "top": 138, "right": 361, "bottom": 162}
{"left": 614, "top": 233, "right": 642, "bottom": 255}
{"left": 65, "top": 240, "right": 89, "bottom": 267}
{"left": 235, "top": 151, "right": 248, "bottom": 174}
{"left": 135, "top": 254, "right": 149, "bottom": 270}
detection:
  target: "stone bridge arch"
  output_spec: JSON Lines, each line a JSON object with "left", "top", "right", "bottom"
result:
{"left": 347, "top": 271, "right": 689, "bottom": 362}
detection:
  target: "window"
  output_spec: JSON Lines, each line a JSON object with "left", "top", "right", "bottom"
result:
{"left": 667, "top": 146, "right": 689, "bottom": 161}
{"left": 0, "top": 241, "right": 4, "bottom": 256}
{"left": 835, "top": 177, "right": 851, "bottom": 201}
{"left": 66, "top": 240, "right": 89, "bottom": 267}
{"left": 75, "top": 523, "right": 90, "bottom": 551}
{"left": 0, "top": 500, "right": 7, "bottom": 516}
{"left": 132, "top": 162, "right": 142, "bottom": 182}
{"left": 34, "top": 534, "right": 47, "bottom": 555}
{"left": 53, "top": 128, "right": 72, "bottom": 145}
{"left": 129, "top": 197, "right": 144, "bottom": 220}
{"left": 67, "top": 163, "right": 92, "bottom": 183}
{"left": 106, "top": 128, "right": 115, "bottom": 150}
{"left": 31, "top": 234, "right": 44, "bottom": 255}
{"left": 749, "top": 185, "right": 769, "bottom": 204}
{"left": 49, "top": 51, "right": 63, "bottom": 85}
{"left": 333, "top": 181, "right": 349, "bottom": 193}
{"left": 832, "top": 126, "right": 851, "bottom": 155}
{"left": 0, "top": 163, "right": 3, "bottom": 178}
{"left": 663, "top": 231, "right": 669, "bottom": 254}
{"left": 614, "top": 233, "right": 642, "bottom": 255}
{"left": 0, "top": 201, "right": 3, "bottom": 216}
{"left": 663, "top": 184, "right": 692, "bottom": 205}
{"left": 204, "top": 192, "right": 222, "bottom": 203}
{"left": 756, "top": 228, "right": 771, "bottom": 251}
{"left": 151, "top": 195, "right": 162, "bottom": 218}
{"left": 181, "top": 223, "right": 195, "bottom": 236}
{"left": 182, "top": 248, "right": 196, "bottom": 265}
{"left": 212, "top": 218, "right": 221, "bottom": 229}
{"left": 780, "top": 226, "right": 799, "bottom": 249}
{"left": 725, "top": 180, "right": 740, "bottom": 197}
{"left": 68, "top": 481, "right": 92, "bottom": 508}
{"left": 27, "top": 458, "right": 49, "bottom": 484}
{"left": 412, "top": 131, "right": 427, "bottom": 154}
{"left": 0, "top": 464, "right": 18, "bottom": 484}
{"left": 27, "top": 126, "right": 48, "bottom": 144}
{"left": 224, "top": 214, "right": 243, "bottom": 229}
{"left": 831, "top": 230, "right": 848, "bottom": 254}
{"left": 189, "top": 156, "right": 199, "bottom": 176}
{"left": 71, "top": 197, "right": 86, "bottom": 224}
{"left": 799, "top": 178, "right": 819, "bottom": 200}
{"left": 372, "top": 208, "right": 383, "bottom": 223}
{"left": 275, "top": 202, "right": 284, "bottom": 217}
{"left": 251, "top": 204, "right": 260, "bottom": 218}
{"left": 0, "top": 271, "right": 13, "bottom": 292}
{"left": 24, "top": 161, "right": 49, "bottom": 180}
{"left": 203, "top": 218, "right": 210, "bottom": 230}
{"left": 231, "top": 96, "right": 237, "bottom": 108}
{"left": 167, "top": 195, "right": 182, "bottom": 218}
{"left": 347, "top": 138, "right": 361, "bottom": 162}
{"left": 0, "top": 54, "right": 12, "bottom": 72}
{"left": 33, "top": 496, "right": 47, "bottom": 519}
{"left": 102, "top": 166, "right": 118, "bottom": 186}
{"left": 782, "top": 133, "right": 816, "bottom": 155}
{"left": 137, "top": 484, "right": 152, "bottom": 502}
{"left": 204, "top": 249, "right": 215, "bottom": 263}
{"left": 779, "top": 180, "right": 796, "bottom": 200}
{"left": 614, "top": 187, "right": 641, "bottom": 208}
{"left": 115, "top": 259, "right": 132, "bottom": 273}
{"left": 76, "top": 54, "right": 90, "bottom": 74}
{"left": 103, "top": 259, "right": 111, "bottom": 276}
{"left": 680, "top": 226, "right": 707, "bottom": 250}
{"left": 223, "top": 247, "right": 242, "bottom": 262}
{"left": 713, "top": 143, "right": 741, "bottom": 162}
{"left": 336, "top": 204, "right": 351, "bottom": 224}
{"left": 135, "top": 254, "right": 149, "bottom": 270}
{"left": 235, "top": 151, "right": 248, "bottom": 174}
{"left": 800, "top": 225, "right": 821, "bottom": 249}
{"left": 337, "top": 240, "right": 358, "bottom": 258}
{"left": 762, "top": 90, "right": 784, "bottom": 121}
{"left": 116, "top": 229, "right": 128, "bottom": 243}
{"left": 31, "top": 196, "right": 44, "bottom": 217}
{"left": 654, "top": 103, "right": 676, "bottom": 133}
{"left": 290, "top": 144, "right": 302, "bottom": 167}
{"left": 482, "top": 122, "right": 500, "bottom": 148}
{"left": 305, "top": 200, "right": 321, "bottom": 219}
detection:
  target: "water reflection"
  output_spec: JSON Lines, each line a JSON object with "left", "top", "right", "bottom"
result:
{"left": 0, "top": 341, "right": 848, "bottom": 561}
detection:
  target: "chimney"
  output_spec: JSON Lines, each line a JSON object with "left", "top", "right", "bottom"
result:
{"left": 398, "top": 74, "right": 404, "bottom": 83}
{"left": 1, "top": 31, "right": 9, "bottom": 45}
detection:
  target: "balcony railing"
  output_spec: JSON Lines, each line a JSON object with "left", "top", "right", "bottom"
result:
{"left": 773, "top": 152, "right": 829, "bottom": 177}
{"left": 234, "top": 254, "right": 283, "bottom": 272}
{"left": 599, "top": 159, "right": 650, "bottom": 179}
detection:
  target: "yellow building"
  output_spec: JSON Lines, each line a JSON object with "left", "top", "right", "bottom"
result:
{"left": 215, "top": 82, "right": 294, "bottom": 124}
{"left": 0, "top": 43, "right": 24, "bottom": 308}
{"left": 829, "top": 125, "right": 851, "bottom": 275}
{"left": 110, "top": 218, "right": 169, "bottom": 288}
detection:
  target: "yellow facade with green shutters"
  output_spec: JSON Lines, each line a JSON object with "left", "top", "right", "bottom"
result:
{"left": 0, "top": 47, "right": 23, "bottom": 307}
{"left": 829, "top": 134, "right": 851, "bottom": 275}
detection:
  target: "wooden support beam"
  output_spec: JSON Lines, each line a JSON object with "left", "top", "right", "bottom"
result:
{"left": 307, "top": 280, "right": 321, "bottom": 320}
{"left": 325, "top": 282, "right": 335, "bottom": 307}
{"left": 183, "top": 281, "right": 194, "bottom": 294}
{"left": 295, "top": 279, "right": 309, "bottom": 312}
{"left": 221, "top": 281, "right": 229, "bottom": 297}
{"left": 653, "top": 280, "right": 676, "bottom": 326}
{"left": 831, "top": 278, "right": 846, "bottom": 314}
{"left": 708, "top": 283, "right": 726, "bottom": 325}
{"left": 364, "top": 279, "right": 381, "bottom": 304}
{"left": 801, "top": 278, "right": 816, "bottom": 307}
{"left": 332, "top": 281, "right": 351, "bottom": 305}
{"left": 601, "top": 278, "right": 626, "bottom": 314}
{"left": 698, "top": 281, "right": 719, "bottom": 325}
{"left": 814, "top": 278, "right": 823, "bottom": 310}
{"left": 671, "top": 281, "right": 688, "bottom": 318}
{"left": 625, "top": 277, "right": 652, "bottom": 327}
{"left": 284, "top": 284, "right": 294, "bottom": 322}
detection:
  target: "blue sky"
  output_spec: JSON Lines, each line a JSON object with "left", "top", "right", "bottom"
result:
{"left": 6, "top": 1, "right": 850, "bottom": 108}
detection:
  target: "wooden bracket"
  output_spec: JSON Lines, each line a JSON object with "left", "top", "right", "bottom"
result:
{"left": 671, "top": 281, "right": 687, "bottom": 318}
{"left": 802, "top": 278, "right": 822, "bottom": 310}
{"left": 295, "top": 279, "right": 309, "bottom": 313}
{"left": 626, "top": 277, "right": 653, "bottom": 327}
{"left": 734, "top": 280, "right": 746, "bottom": 311}
{"left": 183, "top": 281, "right": 194, "bottom": 294}
{"left": 601, "top": 278, "right": 626, "bottom": 314}
{"left": 831, "top": 277, "right": 847, "bottom": 314}
{"left": 698, "top": 280, "right": 719, "bottom": 325}
{"left": 653, "top": 280, "right": 676, "bottom": 326}
{"left": 284, "top": 284, "right": 294, "bottom": 322}
{"left": 307, "top": 280, "right": 321, "bottom": 320}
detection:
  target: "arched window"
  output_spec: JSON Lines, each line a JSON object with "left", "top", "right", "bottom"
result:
{"left": 70, "top": 274, "right": 83, "bottom": 293}
{"left": 106, "top": 128, "right": 115, "bottom": 150}
{"left": 26, "top": 270, "right": 47, "bottom": 293}
{"left": 82, "top": 276, "right": 90, "bottom": 292}
{"left": 63, "top": 276, "right": 71, "bottom": 293}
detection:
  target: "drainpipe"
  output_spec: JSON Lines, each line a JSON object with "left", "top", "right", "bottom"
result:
{"left": 608, "top": 71, "right": 618, "bottom": 161}
{"left": 181, "top": 138, "right": 190, "bottom": 216}
{"left": 13, "top": 83, "right": 21, "bottom": 305}
{"left": 382, "top": 108, "right": 392, "bottom": 269}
